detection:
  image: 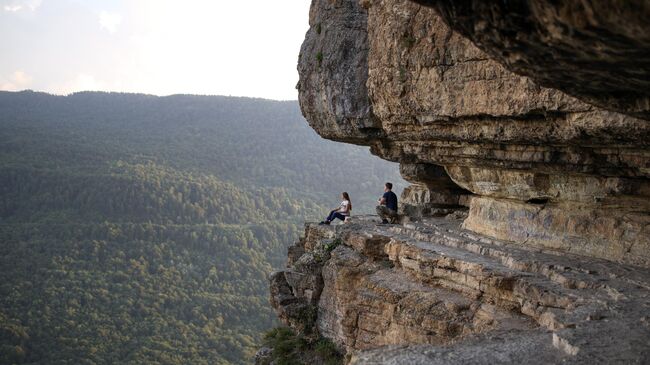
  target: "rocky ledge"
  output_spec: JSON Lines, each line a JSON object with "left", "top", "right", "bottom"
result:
{"left": 264, "top": 0, "right": 650, "bottom": 363}
{"left": 270, "top": 216, "right": 650, "bottom": 363}
{"left": 297, "top": 0, "right": 650, "bottom": 267}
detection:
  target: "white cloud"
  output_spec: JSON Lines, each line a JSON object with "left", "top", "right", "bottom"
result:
{"left": 0, "top": 1, "right": 311, "bottom": 99}
{"left": 99, "top": 10, "right": 122, "bottom": 34}
{"left": 1, "top": 0, "right": 42, "bottom": 12}
{"left": 56, "top": 73, "right": 106, "bottom": 94}
{"left": 1, "top": 70, "right": 33, "bottom": 90}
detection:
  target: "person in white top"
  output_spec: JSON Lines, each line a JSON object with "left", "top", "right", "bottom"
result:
{"left": 319, "top": 192, "right": 352, "bottom": 225}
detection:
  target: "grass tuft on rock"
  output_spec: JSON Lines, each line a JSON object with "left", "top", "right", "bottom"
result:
{"left": 262, "top": 327, "right": 343, "bottom": 365}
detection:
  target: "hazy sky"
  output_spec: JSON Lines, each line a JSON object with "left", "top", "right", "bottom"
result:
{"left": 0, "top": 0, "right": 311, "bottom": 100}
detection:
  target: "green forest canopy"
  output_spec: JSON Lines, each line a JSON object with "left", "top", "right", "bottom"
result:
{"left": 0, "top": 91, "right": 404, "bottom": 364}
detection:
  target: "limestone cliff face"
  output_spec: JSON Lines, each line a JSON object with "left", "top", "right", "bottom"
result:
{"left": 266, "top": 0, "right": 650, "bottom": 363}
{"left": 297, "top": 0, "right": 650, "bottom": 268}
{"left": 412, "top": 0, "right": 650, "bottom": 120}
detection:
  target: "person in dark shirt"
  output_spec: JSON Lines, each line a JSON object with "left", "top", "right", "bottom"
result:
{"left": 376, "top": 182, "right": 398, "bottom": 224}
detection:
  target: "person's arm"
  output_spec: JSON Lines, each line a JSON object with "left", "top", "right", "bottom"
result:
{"left": 378, "top": 194, "right": 386, "bottom": 205}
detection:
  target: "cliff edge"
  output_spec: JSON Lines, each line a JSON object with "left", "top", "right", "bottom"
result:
{"left": 264, "top": 0, "right": 650, "bottom": 363}
{"left": 269, "top": 217, "right": 650, "bottom": 363}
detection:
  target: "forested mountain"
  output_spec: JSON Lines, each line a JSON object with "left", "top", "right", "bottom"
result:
{"left": 0, "top": 91, "right": 404, "bottom": 364}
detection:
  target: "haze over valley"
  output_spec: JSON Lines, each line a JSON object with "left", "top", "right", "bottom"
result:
{"left": 0, "top": 91, "right": 403, "bottom": 364}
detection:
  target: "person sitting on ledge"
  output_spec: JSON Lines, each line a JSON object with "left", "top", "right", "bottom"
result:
{"left": 319, "top": 192, "right": 352, "bottom": 225}
{"left": 376, "top": 182, "right": 398, "bottom": 224}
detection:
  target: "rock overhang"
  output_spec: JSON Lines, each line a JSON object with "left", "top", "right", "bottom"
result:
{"left": 297, "top": 0, "right": 650, "bottom": 267}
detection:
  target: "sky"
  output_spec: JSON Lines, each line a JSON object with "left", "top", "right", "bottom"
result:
{"left": 0, "top": 0, "right": 311, "bottom": 100}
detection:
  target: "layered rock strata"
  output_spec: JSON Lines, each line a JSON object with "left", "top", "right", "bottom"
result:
{"left": 411, "top": 0, "right": 650, "bottom": 119}
{"left": 275, "top": 0, "right": 650, "bottom": 363}
{"left": 270, "top": 217, "right": 650, "bottom": 363}
{"left": 297, "top": 0, "right": 650, "bottom": 268}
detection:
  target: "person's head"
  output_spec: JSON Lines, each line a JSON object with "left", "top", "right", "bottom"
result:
{"left": 384, "top": 182, "right": 393, "bottom": 192}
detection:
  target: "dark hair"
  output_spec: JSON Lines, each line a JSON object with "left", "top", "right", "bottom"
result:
{"left": 342, "top": 192, "right": 352, "bottom": 211}
{"left": 385, "top": 182, "right": 393, "bottom": 190}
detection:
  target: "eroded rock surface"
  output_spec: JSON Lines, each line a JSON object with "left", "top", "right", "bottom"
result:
{"left": 297, "top": 0, "right": 650, "bottom": 267}
{"left": 270, "top": 218, "right": 650, "bottom": 363}
{"left": 297, "top": 0, "right": 381, "bottom": 143}
{"left": 412, "top": 0, "right": 650, "bottom": 119}
{"left": 284, "top": 0, "right": 650, "bottom": 363}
